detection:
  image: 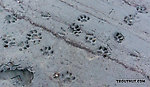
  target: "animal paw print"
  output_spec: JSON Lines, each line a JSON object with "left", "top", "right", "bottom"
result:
{"left": 69, "top": 23, "right": 82, "bottom": 36}
{"left": 114, "top": 32, "right": 124, "bottom": 43}
{"left": 97, "top": 46, "right": 111, "bottom": 57}
{"left": 5, "top": 14, "right": 18, "bottom": 23}
{"left": 124, "top": 14, "right": 135, "bottom": 26}
{"left": 61, "top": 71, "right": 76, "bottom": 83}
{"left": 26, "top": 30, "right": 42, "bottom": 45}
{"left": 53, "top": 71, "right": 76, "bottom": 84}
{"left": 17, "top": 40, "right": 30, "bottom": 51}
{"left": 77, "top": 14, "right": 90, "bottom": 22}
{"left": 1, "top": 34, "right": 16, "bottom": 48}
{"left": 136, "top": 5, "right": 148, "bottom": 13}
{"left": 40, "top": 11, "right": 51, "bottom": 18}
{"left": 40, "top": 46, "right": 54, "bottom": 56}
{"left": 85, "top": 34, "right": 96, "bottom": 45}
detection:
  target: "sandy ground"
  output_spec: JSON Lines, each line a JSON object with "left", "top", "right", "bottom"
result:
{"left": 0, "top": 0, "right": 150, "bottom": 87}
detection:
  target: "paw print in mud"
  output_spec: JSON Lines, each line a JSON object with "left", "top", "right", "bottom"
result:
{"left": 114, "top": 32, "right": 125, "bottom": 43}
{"left": 77, "top": 14, "right": 90, "bottom": 22}
{"left": 26, "top": 30, "right": 42, "bottom": 45}
{"left": 17, "top": 40, "right": 30, "bottom": 51}
{"left": 40, "top": 11, "right": 51, "bottom": 19}
{"left": 69, "top": 23, "right": 82, "bottom": 36}
{"left": 53, "top": 70, "right": 76, "bottom": 84}
{"left": 136, "top": 5, "right": 148, "bottom": 13}
{"left": 85, "top": 34, "right": 96, "bottom": 45}
{"left": 124, "top": 14, "right": 135, "bottom": 26}
{"left": 97, "top": 46, "right": 111, "bottom": 57}
{"left": 5, "top": 14, "right": 18, "bottom": 23}
{"left": 40, "top": 46, "right": 54, "bottom": 56}
{"left": 1, "top": 34, "right": 16, "bottom": 48}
